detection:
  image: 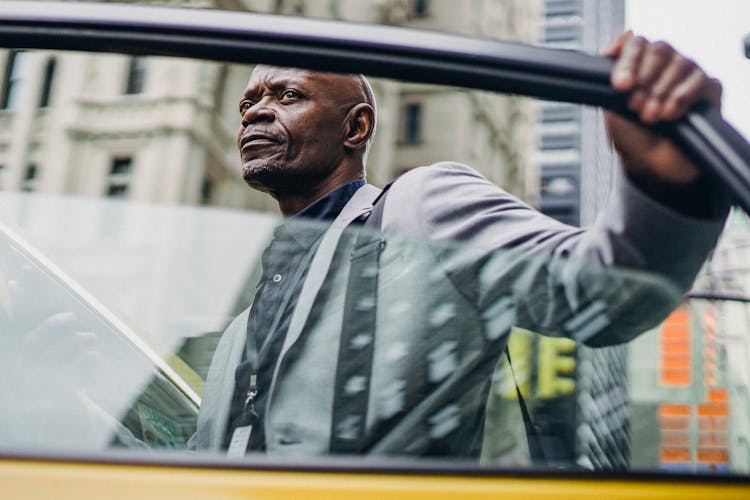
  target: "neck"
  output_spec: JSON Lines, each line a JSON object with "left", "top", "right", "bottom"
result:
{"left": 275, "top": 171, "right": 364, "bottom": 217}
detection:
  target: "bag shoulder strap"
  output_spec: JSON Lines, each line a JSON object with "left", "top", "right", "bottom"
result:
{"left": 504, "top": 347, "right": 548, "bottom": 465}
{"left": 330, "top": 181, "right": 393, "bottom": 453}
{"left": 362, "top": 180, "right": 393, "bottom": 229}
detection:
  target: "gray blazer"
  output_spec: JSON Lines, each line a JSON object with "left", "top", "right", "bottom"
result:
{"left": 193, "top": 162, "right": 726, "bottom": 457}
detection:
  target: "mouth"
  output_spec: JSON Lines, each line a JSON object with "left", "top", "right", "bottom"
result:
{"left": 240, "top": 132, "right": 281, "bottom": 150}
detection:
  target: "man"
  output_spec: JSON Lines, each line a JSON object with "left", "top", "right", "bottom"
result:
{"left": 192, "top": 33, "right": 727, "bottom": 459}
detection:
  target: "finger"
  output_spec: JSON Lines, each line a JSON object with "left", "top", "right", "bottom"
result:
{"left": 627, "top": 89, "right": 648, "bottom": 114}
{"left": 650, "top": 54, "right": 695, "bottom": 100}
{"left": 704, "top": 77, "right": 723, "bottom": 109}
{"left": 611, "top": 35, "right": 647, "bottom": 91}
{"left": 636, "top": 41, "right": 675, "bottom": 88}
{"left": 663, "top": 68, "right": 711, "bottom": 119}
{"left": 640, "top": 55, "right": 694, "bottom": 122}
{"left": 602, "top": 30, "right": 633, "bottom": 57}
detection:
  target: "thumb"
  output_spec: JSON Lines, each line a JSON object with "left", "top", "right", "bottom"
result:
{"left": 601, "top": 29, "right": 633, "bottom": 57}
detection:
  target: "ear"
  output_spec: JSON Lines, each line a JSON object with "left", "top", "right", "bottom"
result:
{"left": 343, "top": 103, "right": 375, "bottom": 151}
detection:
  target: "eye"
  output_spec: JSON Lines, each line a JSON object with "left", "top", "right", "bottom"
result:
{"left": 239, "top": 99, "right": 253, "bottom": 114}
{"left": 279, "top": 89, "right": 301, "bottom": 101}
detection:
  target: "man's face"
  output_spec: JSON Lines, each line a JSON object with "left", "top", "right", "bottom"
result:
{"left": 237, "top": 66, "right": 352, "bottom": 195}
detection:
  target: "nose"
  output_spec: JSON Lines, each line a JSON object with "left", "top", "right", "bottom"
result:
{"left": 241, "top": 96, "right": 274, "bottom": 128}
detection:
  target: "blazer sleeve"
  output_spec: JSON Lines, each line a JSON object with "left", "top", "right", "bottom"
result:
{"left": 380, "top": 162, "right": 728, "bottom": 346}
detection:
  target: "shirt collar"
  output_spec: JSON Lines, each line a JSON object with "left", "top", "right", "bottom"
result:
{"left": 295, "top": 179, "right": 366, "bottom": 221}
{"left": 275, "top": 179, "right": 366, "bottom": 247}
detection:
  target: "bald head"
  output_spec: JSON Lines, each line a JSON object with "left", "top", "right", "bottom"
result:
{"left": 355, "top": 73, "right": 377, "bottom": 150}
{"left": 338, "top": 72, "right": 376, "bottom": 153}
{"left": 353, "top": 73, "right": 376, "bottom": 115}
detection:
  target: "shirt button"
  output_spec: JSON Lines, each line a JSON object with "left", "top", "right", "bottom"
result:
{"left": 272, "top": 274, "right": 282, "bottom": 283}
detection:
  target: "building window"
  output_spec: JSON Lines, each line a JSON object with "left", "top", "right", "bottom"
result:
{"left": 124, "top": 57, "right": 147, "bottom": 95}
{"left": 539, "top": 164, "right": 579, "bottom": 226}
{"left": 23, "top": 164, "right": 37, "bottom": 181}
{"left": 544, "top": 23, "right": 582, "bottom": 44}
{"left": 540, "top": 132, "right": 579, "bottom": 151}
{"left": 22, "top": 163, "right": 38, "bottom": 191}
{"left": 200, "top": 175, "right": 214, "bottom": 205}
{"left": 1, "top": 50, "right": 29, "bottom": 110}
{"left": 541, "top": 175, "right": 577, "bottom": 197}
{"left": 213, "top": 64, "right": 228, "bottom": 111}
{"left": 541, "top": 205, "right": 577, "bottom": 221}
{"left": 107, "top": 157, "right": 133, "bottom": 198}
{"left": 660, "top": 306, "right": 692, "bottom": 387}
{"left": 409, "top": 0, "right": 430, "bottom": 18}
{"left": 541, "top": 104, "right": 580, "bottom": 124}
{"left": 657, "top": 403, "right": 691, "bottom": 467}
{"left": 38, "top": 57, "right": 56, "bottom": 108}
{"left": 107, "top": 185, "right": 128, "bottom": 197}
{"left": 545, "top": 0, "right": 581, "bottom": 18}
{"left": 400, "top": 102, "right": 422, "bottom": 144}
{"left": 273, "top": 0, "right": 305, "bottom": 15}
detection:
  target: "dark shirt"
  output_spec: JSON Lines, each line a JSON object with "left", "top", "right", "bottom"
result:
{"left": 224, "top": 179, "right": 366, "bottom": 451}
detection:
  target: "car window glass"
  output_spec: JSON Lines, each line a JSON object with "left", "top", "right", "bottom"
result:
{"left": 0, "top": 43, "right": 747, "bottom": 478}
{"left": 0, "top": 227, "right": 197, "bottom": 450}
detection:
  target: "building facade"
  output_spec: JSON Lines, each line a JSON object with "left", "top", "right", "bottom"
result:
{"left": 625, "top": 210, "right": 750, "bottom": 474}
{"left": 537, "top": 0, "right": 624, "bottom": 227}
{"left": 238, "top": 0, "right": 543, "bottom": 198}
{"left": 0, "top": 0, "right": 541, "bottom": 215}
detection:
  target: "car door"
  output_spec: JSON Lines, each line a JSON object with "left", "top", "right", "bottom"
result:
{"left": 0, "top": 1, "right": 749, "bottom": 498}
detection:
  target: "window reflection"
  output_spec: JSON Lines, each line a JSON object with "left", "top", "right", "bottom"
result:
{"left": 124, "top": 57, "right": 147, "bottom": 95}
{"left": 0, "top": 46, "right": 746, "bottom": 478}
{"left": 1, "top": 50, "right": 29, "bottom": 110}
{"left": 38, "top": 57, "right": 56, "bottom": 108}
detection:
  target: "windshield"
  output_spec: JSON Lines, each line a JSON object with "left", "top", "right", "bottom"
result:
{"left": 0, "top": 0, "right": 749, "bottom": 481}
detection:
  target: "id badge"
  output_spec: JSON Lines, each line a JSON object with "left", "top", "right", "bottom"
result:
{"left": 227, "top": 425, "right": 252, "bottom": 458}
